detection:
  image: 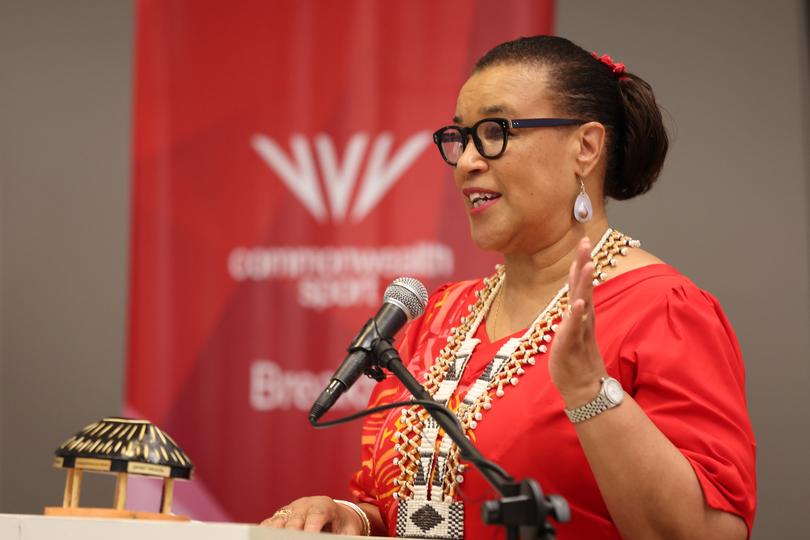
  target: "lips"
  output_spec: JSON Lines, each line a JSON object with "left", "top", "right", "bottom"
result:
{"left": 462, "top": 188, "right": 502, "bottom": 213}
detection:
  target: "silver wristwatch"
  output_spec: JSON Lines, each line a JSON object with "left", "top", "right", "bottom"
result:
{"left": 564, "top": 376, "right": 624, "bottom": 424}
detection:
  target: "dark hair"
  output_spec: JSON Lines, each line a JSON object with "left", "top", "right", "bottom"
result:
{"left": 474, "top": 35, "right": 668, "bottom": 200}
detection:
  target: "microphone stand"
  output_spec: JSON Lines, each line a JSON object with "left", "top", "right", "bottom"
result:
{"left": 371, "top": 338, "right": 570, "bottom": 540}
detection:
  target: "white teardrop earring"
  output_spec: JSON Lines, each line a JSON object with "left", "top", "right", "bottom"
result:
{"left": 574, "top": 177, "right": 593, "bottom": 223}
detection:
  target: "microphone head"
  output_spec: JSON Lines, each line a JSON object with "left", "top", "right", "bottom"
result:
{"left": 383, "top": 277, "right": 429, "bottom": 320}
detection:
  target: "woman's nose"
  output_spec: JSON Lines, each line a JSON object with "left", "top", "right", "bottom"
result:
{"left": 454, "top": 138, "right": 488, "bottom": 174}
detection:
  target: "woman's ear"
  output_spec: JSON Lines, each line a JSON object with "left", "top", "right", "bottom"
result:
{"left": 574, "top": 121, "right": 606, "bottom": 177}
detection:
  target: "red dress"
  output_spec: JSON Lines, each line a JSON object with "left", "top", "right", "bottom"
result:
{"left": 350, "top": 264, "right": 756, "bottom": 539}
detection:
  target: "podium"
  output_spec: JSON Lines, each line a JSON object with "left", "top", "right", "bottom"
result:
{"left": 0, "top": 514, "right": 388, "bottom": 539}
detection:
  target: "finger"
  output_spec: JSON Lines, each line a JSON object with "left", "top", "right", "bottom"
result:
{"left": 303, "top": 508, "right": 331, "bottom": 532}
{"left": 578, "top": 237, "right": 592, "bottom": 274}
{"left": 568, "top": 298, "right": 587, "bottom": 332}
{"left": 262, "top": 516, "right": 289, "bottom": 528}
{"left": 570, "top": 237, "right": 592, "bottom": 300}
{"left": 579, "top": 236, "right": 592, "bottom": 264}
{"left": 579, "top": 261, "right": 596, "bottom": 318}
{"left": 578, "top": 261, "right": 595, "bottom": 300}
{"left": 570, "top": 260, "right": 594, "bottom": 307}
{"left": 284, "top": 511, "right": 307, "bottom": 530}
{"left": 261, "top": 508, "right": 291, "bottom": 528}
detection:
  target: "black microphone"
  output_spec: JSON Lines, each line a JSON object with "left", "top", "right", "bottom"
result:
{"left": 309, "top": 277, "right": 428, "bottom": 423}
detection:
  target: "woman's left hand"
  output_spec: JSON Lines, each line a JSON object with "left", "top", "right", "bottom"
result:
{"left": 548, "top": 237, "right": 609, "bottom": 408}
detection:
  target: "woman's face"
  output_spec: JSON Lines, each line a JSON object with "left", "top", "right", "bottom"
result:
{"left": 453, "top": 63, "right": 581, "bottom": 254}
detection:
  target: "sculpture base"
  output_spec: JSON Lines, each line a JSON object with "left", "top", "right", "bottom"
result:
{"left": 44, "top": 506, "right": 190, "bottom": 521}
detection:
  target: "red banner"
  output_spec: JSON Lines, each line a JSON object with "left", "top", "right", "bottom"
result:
{"left": 127, "top": 0, "right": 553, "bottom": 523}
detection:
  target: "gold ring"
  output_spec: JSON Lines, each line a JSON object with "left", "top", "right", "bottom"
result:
{"left": 272, "top": 508, "right": 293, "bottom": 521}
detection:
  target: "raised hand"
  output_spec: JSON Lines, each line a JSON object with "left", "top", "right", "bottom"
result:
{"left": 548, "top": 237, "right": 608, "bottom": 408}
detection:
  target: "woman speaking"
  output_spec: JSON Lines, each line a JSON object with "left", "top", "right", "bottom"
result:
{"left": 262, "top": 35, "right": 756, "bottom": 540}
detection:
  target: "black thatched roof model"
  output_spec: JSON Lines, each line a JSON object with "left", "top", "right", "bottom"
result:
{"left": 54, "top": 417, "right": 193, "bottom": 479}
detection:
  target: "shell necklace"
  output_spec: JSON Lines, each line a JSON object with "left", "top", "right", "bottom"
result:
{"left": 393, "top": 228, "right": 640, "bottom": 539}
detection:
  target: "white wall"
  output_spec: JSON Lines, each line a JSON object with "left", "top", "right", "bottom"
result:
{"left": 0, "top": 0, "right": 133, "bottom": 510}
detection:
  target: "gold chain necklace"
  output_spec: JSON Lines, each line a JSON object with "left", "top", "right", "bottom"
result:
{"left": 392, "top": 228, "right": 640, "bottom": 504}
{"left": 489, "top": 278, "right": 504, "bottom": 339}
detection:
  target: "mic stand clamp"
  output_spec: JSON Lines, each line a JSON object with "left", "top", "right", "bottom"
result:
{"left": 347, "top": 317, "right": 390, "bottom": 383}
{"left": 372, "top": 339, "right": 570, "bottom": 540}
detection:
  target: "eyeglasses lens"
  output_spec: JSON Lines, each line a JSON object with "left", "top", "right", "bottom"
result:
{"left": 437, "top": 120, "right": 507, "bottom": 165}
{"left": 477, "top": 120, "right": 506, "bottom": 158}
{"left": 439, "top": 129, "right": 464, "bottom": 165}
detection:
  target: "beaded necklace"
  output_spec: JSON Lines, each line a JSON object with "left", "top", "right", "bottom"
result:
{"left": 393, "top": 228, "right": 640, "bottom": 539}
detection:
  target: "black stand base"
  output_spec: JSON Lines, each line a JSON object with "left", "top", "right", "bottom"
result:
{"left": 482, "top": 478, "right": 570, "bottom": 540}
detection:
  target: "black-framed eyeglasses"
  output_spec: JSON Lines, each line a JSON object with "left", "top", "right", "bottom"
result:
{"left": 432, "top": 117, "right": 585, "bottom": 166}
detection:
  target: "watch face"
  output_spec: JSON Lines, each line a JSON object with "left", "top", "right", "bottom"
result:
{"left": 604, "top": 379, "right": 624, "bottom": 404}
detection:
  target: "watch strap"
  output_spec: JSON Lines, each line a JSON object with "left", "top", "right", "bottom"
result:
{"left": 564, "top": 377, "right": 622, "bottom": 424}
{"left": 565, "top": 393, "right": 612, "bottom": 423}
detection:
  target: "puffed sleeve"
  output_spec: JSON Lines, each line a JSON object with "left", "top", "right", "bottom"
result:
{"left": 617, "top": 281, "right": 757, "bottom": 533}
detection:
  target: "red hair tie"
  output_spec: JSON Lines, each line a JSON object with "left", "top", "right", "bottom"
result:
{"left": 591, "top": 52, "right": 629, "bottom": 81}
